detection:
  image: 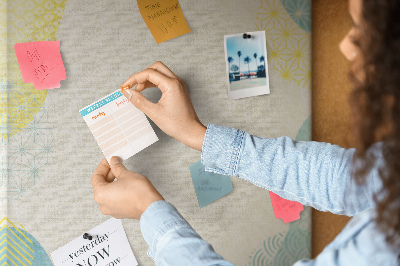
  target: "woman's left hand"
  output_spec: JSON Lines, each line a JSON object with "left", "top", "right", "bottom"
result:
{"left": 91, "top": 157, "right": 164, "bottom": 219}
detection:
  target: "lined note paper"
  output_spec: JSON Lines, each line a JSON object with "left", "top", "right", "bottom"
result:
{"left": 79, "top": 90, "right": 158, "bottom": 162}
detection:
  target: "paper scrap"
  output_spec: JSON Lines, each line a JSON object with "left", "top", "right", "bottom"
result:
{"left": 51, "top": 218, "right": 138, "bottom": 266}
{"left": 189, "top": 161, "right": 233, "bottom": 208}
{"left": 79, "top": 90, "right": 158, "bottom": 162}
{"left": 14, "top": 41, "right": 66, "bottom": 90}
{"left": 137, "top": 0, "right": 191, "bottom": 44}
{"left": 269, "top": 191, "right": 304, "bottom": 223}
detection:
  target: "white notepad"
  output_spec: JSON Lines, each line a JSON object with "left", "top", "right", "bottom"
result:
{"left": 79, "top": 90, "right": 158, "bottom": 162}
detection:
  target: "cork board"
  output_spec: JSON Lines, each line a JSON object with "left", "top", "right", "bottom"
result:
{"left": 312, "top": 0, "right": 353, "bottom": 257}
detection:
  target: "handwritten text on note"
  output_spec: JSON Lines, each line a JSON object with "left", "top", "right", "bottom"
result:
{"left": 14, "top": 41, "right": 66, "bottom": 90}
{"left": 137, "top": 0, "right": 191, "bottom": 44}
{"left": 189, "top": 161, "right": 233, "bottom": 208}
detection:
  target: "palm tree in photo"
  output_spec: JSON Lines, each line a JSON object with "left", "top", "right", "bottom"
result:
{"left": 244, "top": 56, "right": 251, "bottom": 78}
{"left": 227, "top": 56, "right": 233, "bottom": 73}
{"left": 253, "top": 53, "right": 258, "bottom": 73}
{"left": 237, "top": 51, "right": 242, "bottom": 77}
{"left": 231, "top": 64, "right": 239, "bottom": 73}
{"left": 260, "top": 55, "right": 266, "bottom": 72}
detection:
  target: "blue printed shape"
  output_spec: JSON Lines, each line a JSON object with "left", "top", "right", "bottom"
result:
{"left": 295, "top": 115, "right": 311, "bottom": 142}
{"left": 189, "top": 160, "right": 233, "bottom": 208}
{"left": 247, "top": 207, "right": 312, "bottom": 265}
{"left": 280, "top": 0, "right": 311, "bottom": 33}
{"left": 0, "top": 226, "right": 53, "bottom": 265}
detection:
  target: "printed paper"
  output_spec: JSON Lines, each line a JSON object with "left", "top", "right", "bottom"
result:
{"left": 79, "top": 90, "right": 158, "bottom": 162}
{"left": 137, "top": 0, "right": 191, "bottom": 44}
{"left": 189, "top": 161, "right": 233, "bottom": 208}
{"left": 51, "top": 218, "right": 138, "bottom": 266}
{"left": 14, "top": 41, "right": 67, "bottom": 90}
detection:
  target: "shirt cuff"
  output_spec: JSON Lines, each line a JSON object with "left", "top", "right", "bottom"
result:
{"left": 201, "top": 124, "right": 245, "bottom": 176}
{"left": 140, "top": 200, "right": 192, "bottom": 260}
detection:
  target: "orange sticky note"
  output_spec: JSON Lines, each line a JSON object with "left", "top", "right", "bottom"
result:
{"left": 14, "top": 41, "right": 66, "bottom": 90}
{"left": 269, "top": 191, "right": 304, "bottom": 223}
{"left": 137, "top": 0, "right": 191, "bottom": 44}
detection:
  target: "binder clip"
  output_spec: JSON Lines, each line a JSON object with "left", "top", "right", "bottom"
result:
{"left": 243, "top": 33, "right": 252, "bottom": 39}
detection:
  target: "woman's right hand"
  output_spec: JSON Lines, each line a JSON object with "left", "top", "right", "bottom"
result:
{"left": 120, "top": 61, "right": 207, "bottom": 151}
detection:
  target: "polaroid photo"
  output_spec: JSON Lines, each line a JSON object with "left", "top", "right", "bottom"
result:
{"left": 224, "top": 30, "right": 270, "bottom": 100}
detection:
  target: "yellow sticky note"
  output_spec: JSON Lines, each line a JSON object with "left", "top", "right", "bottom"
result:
{"left": 137, "top": 0, "right": 191, "bottom": 44}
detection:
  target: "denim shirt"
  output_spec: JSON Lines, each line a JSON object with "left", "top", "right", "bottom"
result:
{"left": 140, "top": 124, "right": 399, "bottom": 265}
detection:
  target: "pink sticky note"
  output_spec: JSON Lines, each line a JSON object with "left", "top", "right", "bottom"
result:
{"left": 269, "top": 191, "right": 304, "bottom": 223}
{"left": 14, "top": 41, "right": 66, "bottom": 90}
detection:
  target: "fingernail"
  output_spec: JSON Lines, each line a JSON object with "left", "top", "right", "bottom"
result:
{"left": 121, "top": 85, "right": 130, "bottom": 92}
{"left": 110, "top": 156, "right": 122, "bottom": 165}
{"left": 123, "top": 89, "right": 133, "bottom": 100}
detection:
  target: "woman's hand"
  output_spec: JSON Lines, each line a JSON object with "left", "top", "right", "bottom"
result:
{"left": 120, "top": 61, "right": 206, "bottom": 151}
{"left": 91, "top": 157, "right": 164, "bottom": 219}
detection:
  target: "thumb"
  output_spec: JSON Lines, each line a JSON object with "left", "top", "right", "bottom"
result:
{"left": 109, "top": 156, "right": 129, "bottom": 178}
{"left": 122, "top": 89, "right": 155, "bottom": 115}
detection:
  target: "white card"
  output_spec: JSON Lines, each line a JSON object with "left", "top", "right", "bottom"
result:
{"left": 79, "top": 90, "right": 158, "bottom": 162}
{"left": 51, "top": 218, "right": 138, "bottom": 266}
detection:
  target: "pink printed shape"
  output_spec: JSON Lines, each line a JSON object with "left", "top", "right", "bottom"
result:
{"left": 269, "top": 191, "right": 304, "bottom": 223}
{"left": 14, "top": 41, "right": 66, "bottom": 90}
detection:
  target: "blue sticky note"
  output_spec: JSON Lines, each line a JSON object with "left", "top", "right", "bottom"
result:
{"left": 189, "top": 160, "right": 233, "bottom": 208}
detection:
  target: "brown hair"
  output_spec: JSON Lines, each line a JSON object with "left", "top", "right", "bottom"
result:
{"left": 350, "top": 0, "right": 400, "bottom": 254}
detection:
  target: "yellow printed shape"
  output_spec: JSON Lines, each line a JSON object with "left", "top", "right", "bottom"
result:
{"left": 0, "top": 235, "right": 33, "bottom": 261}
{"left": 0, "top": 241, "right": 31, "bottom": 265}
{"left": 0, "top": 217, "right": 34, "bottom": 265}
{"left": 137, "top": 0, "right": 191, "bottom": 44}
{"left": 0, "top": 217, "right": 32, "bottom": 245}
{"left": 0, "top": 225, "right": 33, "bottom": 254}
{"left": 0, "top": 0, "right": 68, "bottom": 140}
{"left": 0, "top": 252, "right": 21, "bottom": 266}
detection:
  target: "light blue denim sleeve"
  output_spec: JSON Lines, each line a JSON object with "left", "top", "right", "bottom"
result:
{"left": 140, "top": 200, "right": 235, "bottom": 265}
{"left": 201, "top": 124, "right": 382, "bottom": 216}
{"left": 293, "top": 209, "right": 399, "bottom": 266}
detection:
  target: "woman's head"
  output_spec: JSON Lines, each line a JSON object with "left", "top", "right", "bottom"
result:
{"left": 340, "top": 0, "right": 399, "bottom": 143}
{"left": 340, "top": 0, "right": 361, "bottom": 61}
{"left": 340, "top": 0, "right": 400, "bottom": 252}
{"left": 340, "top": 0, "right": 364, "bottom": 81}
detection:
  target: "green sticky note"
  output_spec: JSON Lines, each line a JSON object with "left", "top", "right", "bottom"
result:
{"left": 189, "top": 160, "right": 233, "bottom": 208}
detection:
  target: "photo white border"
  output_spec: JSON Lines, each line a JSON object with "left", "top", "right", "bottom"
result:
{"left": 224, "top": 30, "right": 270, "bottom": 100}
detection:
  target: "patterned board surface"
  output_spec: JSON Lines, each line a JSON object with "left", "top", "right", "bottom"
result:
{"left": 1, "top": 0, "right": 311, "bottom": 265}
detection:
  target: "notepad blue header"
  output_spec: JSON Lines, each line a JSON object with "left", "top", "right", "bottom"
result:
{"left": 80, "top": 91, "right": 123, "bottom": 117}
